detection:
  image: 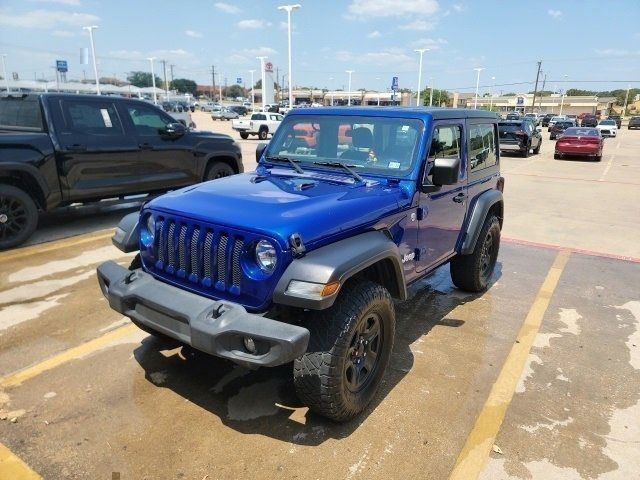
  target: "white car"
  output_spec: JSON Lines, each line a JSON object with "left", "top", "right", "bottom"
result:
{"left": 548, "top": 115, "right": 567, "bottom": 131}
{"left": 232, "top": 112, "right": 283, "bottom": 140}
{"left": 596, "top": 119, "right": 618, "bottom": 137}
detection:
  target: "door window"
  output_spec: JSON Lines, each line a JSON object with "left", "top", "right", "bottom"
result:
{"left": 468, "top": 123, "right": 497, "bottom": 172}
{"left": 62, "top": 99, "right": 124, "bottom": 136}
{"left": 428, "top": 125, "right": 461, "bottom": 159}
{"left": 126, "top": 105, "right": 171, "bottom": 136}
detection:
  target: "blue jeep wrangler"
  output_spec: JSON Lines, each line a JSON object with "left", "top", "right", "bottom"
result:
{"left": 97, "top": 107, "right": 504, "bottom": 421}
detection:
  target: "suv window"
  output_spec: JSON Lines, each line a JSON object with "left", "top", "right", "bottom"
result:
{"left": 61, "top": 99, "right": 123, "bottom": 136}
{"left": 252, "top": 114, "right": 266, "bottom": 121}
{"left": 468, "top": 123, "right": 497, "bottom": 172}
{"left": 126, "top": 104, "right": 171, "bottom": 135}
{"left": 0, "top": 97, "right": 43, "bottom": 131}
{"left": 429, "top": 125, "right": 461, "bottom": 159}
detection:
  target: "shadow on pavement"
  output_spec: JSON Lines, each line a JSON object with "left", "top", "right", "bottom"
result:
{"left": 133, "top": 262, "right": 502, "bottom": 445}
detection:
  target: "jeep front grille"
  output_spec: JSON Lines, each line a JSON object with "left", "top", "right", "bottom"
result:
{"left": 152, "top": 217, "right": 244, "bottom": 294}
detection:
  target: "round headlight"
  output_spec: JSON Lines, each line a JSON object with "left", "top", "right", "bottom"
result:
{"left": 140, "top": 214, "right": 155, "bottom": 248}
{"left": 255, "top": 240, "right": 277, "bottom": 272}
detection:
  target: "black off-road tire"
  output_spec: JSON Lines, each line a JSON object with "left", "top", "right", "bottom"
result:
{"left": 205, "top": 161, "right": 235, "bottom": 181}
{"left": 450, "top": 214, "right": 501, "bottom": 292}
{"left": 0, "top": 184, "right": 39, "bottom": 250}
{"left": 258, "top": 127, "right": 268, "bottom": 140}
{"left": 293, "top": 280, "right": 395, "bottom": 422}
{"left": 239, "top": 132, "right": 249, "bottom": 139}
{"left": 521, "top": 144, "right": 530, "bottom": 157}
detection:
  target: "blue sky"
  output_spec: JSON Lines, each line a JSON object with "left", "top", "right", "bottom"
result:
{"left": 0, "top": 0, "right": 638, "bottom": 94}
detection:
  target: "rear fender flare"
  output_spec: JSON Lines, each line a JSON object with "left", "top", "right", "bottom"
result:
{"left": 460, "top": 189, "right": 503, "bottom": 255}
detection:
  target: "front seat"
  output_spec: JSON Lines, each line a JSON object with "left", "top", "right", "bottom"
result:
{"left": 340, "top": 127, "right": 373, "bottom": 162}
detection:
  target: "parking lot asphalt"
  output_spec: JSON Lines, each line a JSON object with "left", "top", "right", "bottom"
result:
{"left": 0, "top": 111, "right": 639, "bottom": 479}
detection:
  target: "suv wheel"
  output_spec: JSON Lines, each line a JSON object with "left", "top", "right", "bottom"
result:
{"left": 205, "top": 162, "right": 235, "bottom": 180}
{"left": 239, "top": 132, "right": 249, "bottom": 140}
{"left": 450, "top": 214, "right": 501, "bottom": 292}
{"left": 0, "top": 185, "right": 38, "bottom": 250}
{"left": 258, "top": 128, "right": 268, "bottom": 140}
{"left": 521, "top": 143, "right": 530, "bottom": 158}
{"left": 293, "top": 280, "right": 395, "bottom": 422}
{"left": 533, "top": 140, "right": 541, "bottom": 154}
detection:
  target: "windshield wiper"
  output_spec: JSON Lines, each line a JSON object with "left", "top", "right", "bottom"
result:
{"left": 313, "top": 161, "right": 364, "bottom": 183}
{"left": 264, "top": 155, "right": 304, "bottom": 174}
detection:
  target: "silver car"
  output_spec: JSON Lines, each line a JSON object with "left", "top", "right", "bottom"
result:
{"left": 211, "top": 107, "right": 240, "bottom": 121}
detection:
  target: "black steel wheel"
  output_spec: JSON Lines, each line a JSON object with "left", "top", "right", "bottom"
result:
{"left": 450, "top": 214, "right": 501, "bottom": 292}
{"left": 0, "top": 185, "right": 38, "bottom": 250}
{"left": 293, "top": 280, "right": 395, "bottom": 422}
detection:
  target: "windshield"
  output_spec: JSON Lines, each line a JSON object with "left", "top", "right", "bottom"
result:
{"left": 600, "top": 120, "right": 615, "bottom": 125}
{"left": 265, "top": 115, "right": 424, "bottom": 176}
{"left": 564, "top": 128, "right": 599, "bottom": 136}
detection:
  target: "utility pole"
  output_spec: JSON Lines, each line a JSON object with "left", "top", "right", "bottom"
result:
{"left": 530, "top": 60, "right": 542, "bottom": 114}
{"left": 622, "top": 84, "right": 631, "bottom": 118}
{"left": 169, "top": 64, "right": 175, "bottom": 82}
{"left": 211, "top": 65, "right": 216, "bottom": 100}
{"left": 1, "top": 54, "right": 9, "bottom": 92}
{"left": 538, "top": 72, "right": 547, "bottom": 111}
{"left": 161, "top": 59, "right": 168, "bottom": 100}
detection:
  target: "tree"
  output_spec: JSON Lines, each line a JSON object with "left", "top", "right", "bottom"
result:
{"left": 170, "top": 78, "right": 197, "bottom": 96}
{"left": 99, "top": 77, "right": 127, "bottom": 87}
{"left": 421, "top": 88, "right": 450, "bottom": 107}
{"left": 225, "top": 84, "right": 244, "bottom": 99}
{"left": 566, "top": 88, "right": 595, "bottom": 96}
{"left": 127, "top": 71, "right": 163, "bottom": 88}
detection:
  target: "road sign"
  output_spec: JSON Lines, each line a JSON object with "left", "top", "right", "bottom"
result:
{"left": 516, "top": 96, "right": 524, "bottom": 106}
{"left": 56, "top": 60, "right": 68, "bottom": 73}
{"left": 391, "top": 76, "right": 399, "bottom": 91}
{"left": 236, "top": 77, "right": 242, "bottom": 84}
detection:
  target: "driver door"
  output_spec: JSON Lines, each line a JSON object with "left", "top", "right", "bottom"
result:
{"left": 119, "top": 101, "right": 199, "bottom": 191}
{"left": 416, "top": 123, "right": 468, "bottom": 272}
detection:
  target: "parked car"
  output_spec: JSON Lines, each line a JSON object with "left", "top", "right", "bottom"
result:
{"left": 524, "top": 113, "right": 540, "bottom": 125}
{"left": 211, "top": 107, "right": 240, "bottom": 121}
{"left": 607, "top": 115, "right": 622, "bottom": 128}
{"left": 554, "top": 127, "right": 603, "bottom": 161}
{"left": 628, "top": 116, "right": 640, "bottom": 129}
{"left": 577, "top": 112, "right": 591, "bottom": 126}
{"left": 582, "top": 114, "right": 598, "bottom": 127}
{"left": 596, "top": 119, "right": 618, "bottom": 137}
{"left": 0, "top": 93, "right": 244, "bottom": 249}
{"left": 228, "top": 105, "right": 248, "bottom": 116}
{"left": 541, "top": 113, "right": 554, "bottom": 127}
{"left": 548, "top": 115, "right": 567, "bottom": 131}
{"left": 566, "top": 114, "right": 578, "bottom": 125}
{"left": 232, "top": 112, "right": 283, "bottom": 140}
{"left": 549, "top": 120, "right": 576, "bottom": 140}
{"left": 97, "top": 107, "right": 504, "bottom": 422}
{"left": 200, "top": 102, "right": 219, "bottom": 112}
{"left": 242, "top": 101, "right": 252, "bottom": 108}
{"left": 498, "top": 119, "right": 542, "bottom": 157}
{"left": 506, "top": 112, "right": 521, "bottom": 120}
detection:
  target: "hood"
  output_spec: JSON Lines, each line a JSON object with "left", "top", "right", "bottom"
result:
{"left": 147, "top": 170, "right": 408, "bottom": 249}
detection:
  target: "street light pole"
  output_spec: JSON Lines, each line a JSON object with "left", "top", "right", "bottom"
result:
{"left": 429, "top": 77, "right": 434, "bottom": 106}
{"left": 489, "top": 76, "right": 496, "bottom": 110}
{"left": 559, "top": 74, "right": 568, "bottom": 116}
{"left": 82, "top": 25, "right": 100, "bottom": 95}
{"left": 277, "top": 4, "right": 301, "bottom": 110}
{"left": 0, "top": 54, "right": 9, "bottom": 92}
{"left": 346, "top": 70, "right": 354, "bottom": 106}
{"left": 256, "top": 56, "right": 267, "bottom": 108}
{"left": 329, "top": 76, "right": 334, "bottom": 106}
{"left": 414, "top": 48, "right": 429, "bottom": 107}
{"left": 473, "top": 67, "right": 484, "bottom": 109}
{"left": 249, "top": 69, "right": 256, "bottom": 111}
{"left": 147, "top": 57, "right": 157, "bottom": 104}
{"left": 622, "top": 84, "right": 630, "bottom": 119}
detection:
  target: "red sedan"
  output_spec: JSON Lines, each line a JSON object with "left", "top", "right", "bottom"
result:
{"left": 554, "top": 127, "right": 603, "bottom": 161}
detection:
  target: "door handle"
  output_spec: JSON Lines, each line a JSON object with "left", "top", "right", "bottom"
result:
{"left": 139, "top": 143, "right": 153, "bottom": 150}
{"left": 67, "top": 144, "right": 87, "bottom": 152}
{"left": 452, "top": 193, "right": 467, "bottom": 203}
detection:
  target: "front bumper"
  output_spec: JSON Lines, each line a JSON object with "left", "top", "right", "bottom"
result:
{"left": 96, "top": 261, "right": 309, "bottom": 367}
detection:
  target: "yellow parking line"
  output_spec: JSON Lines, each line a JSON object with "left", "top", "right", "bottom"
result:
{"left": 0, "top": 324, "right": 137, "bottom": 389}
{"left": 0, "top": 229, "right": 114, "bottom": 263}
{"left": 0, "top": 442, "right": 42, "bottom": 479}
{"left": 448, "top": 249, "right": 571, "bottom": 480}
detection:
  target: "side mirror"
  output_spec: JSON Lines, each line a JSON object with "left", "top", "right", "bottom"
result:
{"left": 256, "top": 142, "right": 268, "bottom": 162}
{"left": 162, "top": 122, "right": 186, "bottom": 138}
{"left": 430, "top": 157, "right": 460, "bottom": 186}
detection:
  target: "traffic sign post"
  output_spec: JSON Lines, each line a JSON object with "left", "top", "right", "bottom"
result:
{"left": 56, "top": 60, "right": 68, "bottom": 73}
{"left": 236, "top": 77, "right": 242, "bottom": 84}
{"left": 391, "top": 76, "right": 399, "bottom": 105}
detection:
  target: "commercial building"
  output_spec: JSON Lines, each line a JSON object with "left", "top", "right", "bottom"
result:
{"left": 468, "top": 93, "right": 616, "bottom": 115}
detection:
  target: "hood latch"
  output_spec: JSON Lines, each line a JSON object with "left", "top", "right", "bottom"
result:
{"left": 289, "top": 233, "right": 306, "bottom": 258}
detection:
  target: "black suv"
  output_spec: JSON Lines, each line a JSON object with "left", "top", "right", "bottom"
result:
{"left": 607, "top": 115, "right": 622, "bottom": 128}
{"left": 582, "top": 115, "right": 598, "bottom": 127}
{"left": 541, "top": 113, "right": 554, "bottom": 127}
{"left": 549, "top": 120, "right": 576, "bottom": 140}
{"left": 628, "top": 116, "right": 640, "bottom": 130}
{"left": 498, "top": 119, "right": 542, "bottom": 157}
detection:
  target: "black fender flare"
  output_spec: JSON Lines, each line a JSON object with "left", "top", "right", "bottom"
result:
{"left": 460, "top": 189, "right": 503, "bottom": 255}
{"left": 273, "top": 231, "right": 407, "bottom": 310}
{"left": 0, "top": 162, "right": 51, "bottom": 208}
{"left": 112, "top": 212, "right": 139, "bottom": 253}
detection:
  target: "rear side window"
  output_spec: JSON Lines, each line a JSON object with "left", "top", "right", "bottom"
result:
{"left": 61, "top": 99, "right": 124, "bottom": 136}
{"left": 468, "top": 123, "right": 498, "bottom": 172}
{"left": 0, "top": 97, "right": 43, "bottom": 131}
{"left": 252, "top": 114, "right": 266, "bottom": 121}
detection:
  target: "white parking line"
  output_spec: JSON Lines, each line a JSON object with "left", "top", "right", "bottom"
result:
{"left": 599, "top": 154, "right": 615, "bottom": 182}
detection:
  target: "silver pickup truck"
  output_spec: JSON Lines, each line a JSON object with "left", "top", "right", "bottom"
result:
{"left": 231, "top": 112, "right": 283, "bottom": 140}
